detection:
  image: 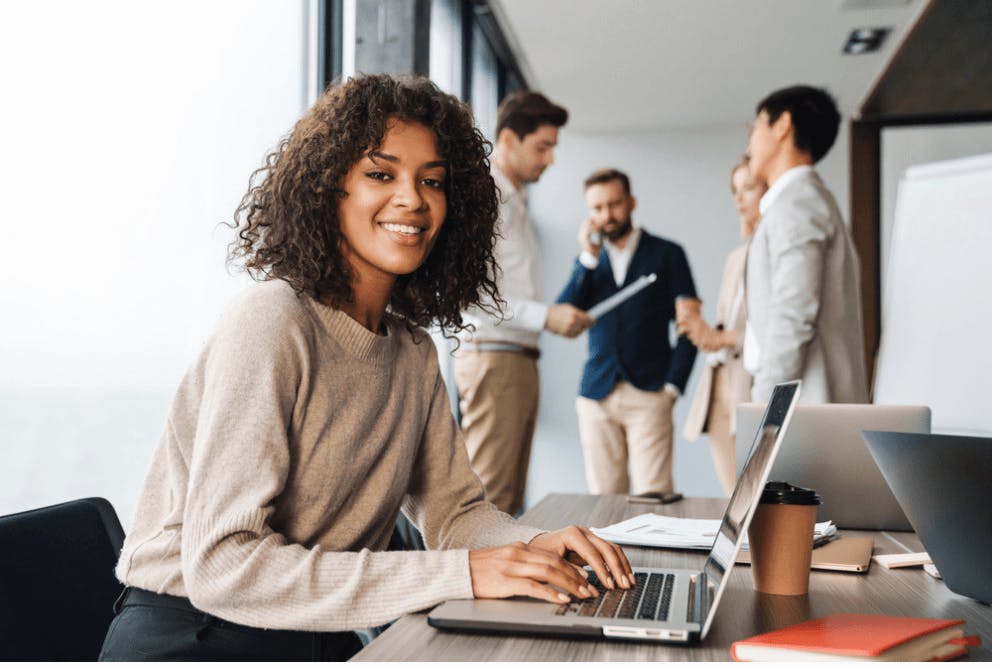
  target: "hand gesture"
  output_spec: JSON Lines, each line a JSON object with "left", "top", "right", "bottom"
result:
{"left": 678, "top": 315, "right": 735, "bottom": 353}
{"left": 545, "top": 303, "right": 592, "bottom": 338}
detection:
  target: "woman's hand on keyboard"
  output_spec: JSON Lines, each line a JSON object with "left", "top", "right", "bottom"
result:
{"left": 529, "top": 526, "right": 634, "bottom": 591}
{"left": 469, "top": 541, "right": 599, "bottom": 604}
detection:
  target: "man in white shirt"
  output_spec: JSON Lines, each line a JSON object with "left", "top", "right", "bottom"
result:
{"left": 456, "top": 91, "right": 590, "bottom": 515}
{"left": 742, "top": 85, "right": 867, "bottom": 404}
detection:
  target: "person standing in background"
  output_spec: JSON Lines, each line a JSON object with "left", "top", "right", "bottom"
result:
{"left": 740, "top": 85, "right": 866, "bottom": 404}
{"left": 679, "top": 157, "right": 764, "bottom": 494}
{"left": 456, "top": 91, "right": 591, "bottom": 516}
{"left": 556, "top": 168, "right": 698, "bottom": 498}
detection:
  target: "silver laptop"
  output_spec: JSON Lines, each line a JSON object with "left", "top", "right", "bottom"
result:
{"left": 862, "top": 430, "right": 991, "bottom": 604}
{"left": 428, "top": 381, "right": 801, "bottom": 644}
{"left": 735, "top": 403, "right": 930, "bottom": 531}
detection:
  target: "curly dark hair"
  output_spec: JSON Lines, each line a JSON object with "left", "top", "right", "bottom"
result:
{"left": 229, "top": 73, "right": 501, "bottom": 333}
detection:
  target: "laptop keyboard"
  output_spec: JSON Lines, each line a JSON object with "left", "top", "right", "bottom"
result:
{"left": 568, "top": 571, "right": 675, "bottom": 621}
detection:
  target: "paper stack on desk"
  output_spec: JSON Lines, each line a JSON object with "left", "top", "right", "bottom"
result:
{"left": 592, "top": 513, "right": 836, "bottom": 550}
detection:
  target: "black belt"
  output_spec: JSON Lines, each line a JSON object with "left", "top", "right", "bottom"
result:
{"left": 465, "top": 341, "right": 540, "bottom": 359}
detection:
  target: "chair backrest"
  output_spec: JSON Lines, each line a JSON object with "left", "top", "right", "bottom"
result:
{"left": 0, "top": 497, "right": 125, "bottom": 660}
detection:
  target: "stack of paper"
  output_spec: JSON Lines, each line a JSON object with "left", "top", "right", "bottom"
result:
{"left": 591, "top": 513, "right": 836, "bottom": 550}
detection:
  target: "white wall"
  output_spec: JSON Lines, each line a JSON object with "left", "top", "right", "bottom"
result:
{"left": 520, "top": 121, "right": 850, "bottom": 508}
{"left": 0, "top": 1, "right": 309, "bottom": 524}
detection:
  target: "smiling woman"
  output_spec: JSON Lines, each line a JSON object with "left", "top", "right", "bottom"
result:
{"left": 334, "top": 120, "right": 450, "bottom": 330}
{"left": 230, "top": 74, "right": 501, "bottom": 336}
{"left": 98, "top": 74, "right": 634, "bottom": 661}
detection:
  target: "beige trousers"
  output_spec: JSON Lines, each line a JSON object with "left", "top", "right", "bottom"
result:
{"left": 454, "top": 351, "right": 539, "bottom": 515}
{"left": 575, "top": 382, "right": 675, "bottom": 495}
{"left": 704, "top": 366, "right": 737, "bottom": 495}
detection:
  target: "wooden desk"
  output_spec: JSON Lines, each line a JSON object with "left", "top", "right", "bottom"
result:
{"left": 353, "top": 494, "right": 991, "bottom": 661}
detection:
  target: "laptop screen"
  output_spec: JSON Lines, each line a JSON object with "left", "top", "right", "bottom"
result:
{"left": 699, "top": 380, "right": 800, "bottom": 638}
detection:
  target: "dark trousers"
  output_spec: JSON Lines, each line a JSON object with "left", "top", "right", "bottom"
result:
{"left": 99, "top": 588, "right": 362, "bottom": 661}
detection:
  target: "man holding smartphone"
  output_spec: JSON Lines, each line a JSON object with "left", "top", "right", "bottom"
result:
{"left": 556, "top": 168, "right": 699, "bottom": 500}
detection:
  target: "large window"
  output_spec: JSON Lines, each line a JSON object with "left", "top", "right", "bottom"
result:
{"left": 429, "top": 0, "right": 464, "bottom": 96}
{"left": 1, "top": 0, "right": 529, "bottom": 522}
{"left": 469, "top": 21, "right": 500, "bottom": 139}
{"left": 0, "top": 1, "right": 311, "bottom": 522}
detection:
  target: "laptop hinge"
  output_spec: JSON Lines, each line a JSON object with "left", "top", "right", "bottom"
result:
{"left": 686, "top": 573, "right": 707, "bottom": 624}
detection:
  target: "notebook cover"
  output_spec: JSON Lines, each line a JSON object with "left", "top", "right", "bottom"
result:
{"left": 730, "top": 613, "right": 965, "bottom": 658}
{"left": 735, "top": 536, "right": 873, "bottom": 572}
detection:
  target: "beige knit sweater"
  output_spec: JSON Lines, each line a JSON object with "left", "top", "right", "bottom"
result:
{"left": 116, "top": 281, "right": 543, "bottom": 632}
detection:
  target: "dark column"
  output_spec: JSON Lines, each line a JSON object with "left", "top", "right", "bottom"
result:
{"left": 317, "top": 0, "right": 344, "bottom": 91}
{"left": 848, "top": 120, "right": 881, "bottom": 395}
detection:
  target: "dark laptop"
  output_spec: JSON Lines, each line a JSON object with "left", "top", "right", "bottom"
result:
{"left": 428, "top": 381, "right": 802, "bottom": 644}
{"left": 862, "top": 430, "right": 991, "bottom": 604}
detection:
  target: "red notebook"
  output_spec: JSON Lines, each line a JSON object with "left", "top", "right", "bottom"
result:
{"left": 731, "top": 613, "right": 979, "bottom": 662}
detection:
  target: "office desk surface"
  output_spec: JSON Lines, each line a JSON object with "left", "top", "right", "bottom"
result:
{"left": 352, "top": 493, "right": 991, "bottom": 661}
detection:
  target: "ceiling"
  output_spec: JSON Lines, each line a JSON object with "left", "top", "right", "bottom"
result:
{"left": 491, "top": 0, "right": 929, "bottom": 133}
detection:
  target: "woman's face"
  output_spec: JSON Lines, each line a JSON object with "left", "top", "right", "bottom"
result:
{"left": 731, "top": 165, "right": 765, "bottom": 239}
{"left": 337, "top": 118, "right": 448, "bottom": 284}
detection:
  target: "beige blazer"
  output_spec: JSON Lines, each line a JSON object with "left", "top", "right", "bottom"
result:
{"left": 744, "top": 169, "right": 867, "bottom": 404}
{"left": 683, "top": 244, "right": 754, "bottom": 442}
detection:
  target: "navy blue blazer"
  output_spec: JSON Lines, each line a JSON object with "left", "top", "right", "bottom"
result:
{"left": 556, "top": 230, "right": 699, "bottom": 401}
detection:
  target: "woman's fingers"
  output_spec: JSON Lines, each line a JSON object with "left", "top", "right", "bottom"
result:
{"left": 469, "top": 542, "right": 599, "bottom": 603}
{"left": 530, "top": 526, "right": 634, "bottom": 590}
{"left": 565, "top": 526, "right": 634, "bottom": 589}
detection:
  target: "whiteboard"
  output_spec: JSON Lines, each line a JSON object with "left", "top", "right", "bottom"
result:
{"left": 873, "top": 154, "right": 991, "bottom": 435}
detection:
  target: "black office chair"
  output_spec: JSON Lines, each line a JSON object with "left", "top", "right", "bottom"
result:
{"left": 0, "top": 497, "right": 125, "bottom": 660}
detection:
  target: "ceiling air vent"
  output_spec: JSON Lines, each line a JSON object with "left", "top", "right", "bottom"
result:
{"left": 843, "top": 27, "right": 891, "bottom": 54}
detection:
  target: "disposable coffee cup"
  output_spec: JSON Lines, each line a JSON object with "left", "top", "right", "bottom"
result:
{"left": 748, "top": 482, "right": 821, "bottom": 596}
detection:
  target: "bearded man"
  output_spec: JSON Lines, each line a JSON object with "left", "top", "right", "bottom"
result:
{"left": 556, "top": 168, "right": 699, "bottom": 497}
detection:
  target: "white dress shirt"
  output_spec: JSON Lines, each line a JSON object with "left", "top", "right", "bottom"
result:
{"left": 743, "top": 165, "right": 814, "bottom": 377}
{"left": 461, "top": 164, "right": 548, "bottom": 347}
{"left": 578, "top": 225, "right": 643, "bottom": 286}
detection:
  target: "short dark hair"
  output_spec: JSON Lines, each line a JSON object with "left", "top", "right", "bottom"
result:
{"left": 584, "top": 168, "right": 631, "bottom": 196}
{"left": 230, "top": 74, "right": 500, "bottom": 333}
{"left": 756, "top": 85, "right": 841, "bottom": 164}
{"left": 495, "top": 90, "right": 568, "bottom": 140}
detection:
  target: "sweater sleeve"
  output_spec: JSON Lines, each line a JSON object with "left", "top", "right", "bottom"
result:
{"left": 402, "top": 352, "right": 544, "bottom": 550}
{"left": 177, "top": 297, "right": 500, "bottom": 632}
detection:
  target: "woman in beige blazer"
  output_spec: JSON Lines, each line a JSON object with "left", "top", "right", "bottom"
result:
{"left": 680, "top": 159, "right": 764, "bottom": 493}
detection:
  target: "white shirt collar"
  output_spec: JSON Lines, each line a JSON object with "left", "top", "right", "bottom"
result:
{"left": 602, "top": 225, "right": 642, "bottom": 286}
{"left": 759, "top": 165, "right": 813, "bottom": 215}
{"left": 605, "top": 224, "right": 642, "bottom": 256}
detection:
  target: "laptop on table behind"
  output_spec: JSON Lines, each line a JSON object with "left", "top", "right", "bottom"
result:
{"left": 862, "top": 430, "right": 991, "bottom": 604}
{"left": 735, "top": 403, "right": 930, "bottom": 530}
{"left": 428, "top": 380, "right": 802, "bottom": 644}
